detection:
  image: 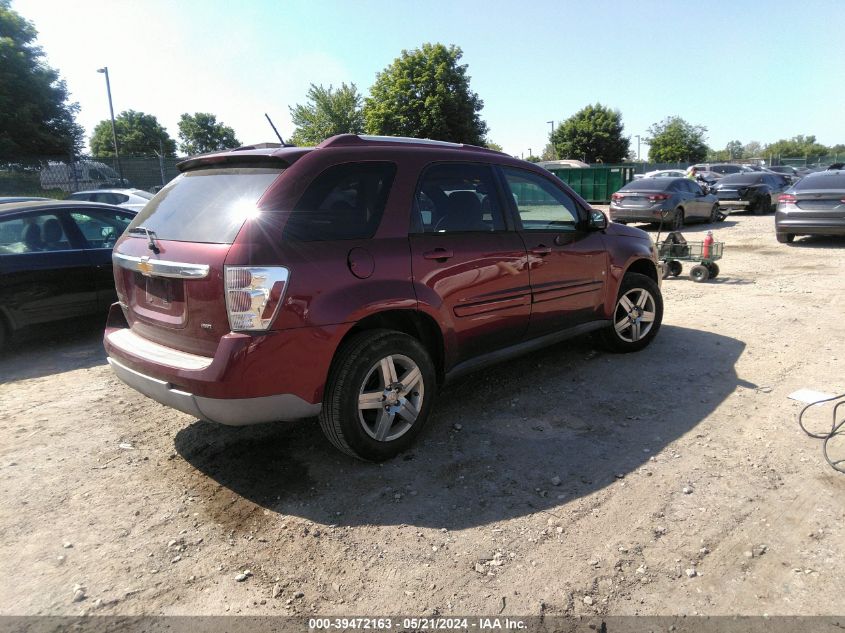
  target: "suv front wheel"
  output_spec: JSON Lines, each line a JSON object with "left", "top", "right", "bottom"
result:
{"left": 319, "top": 329, "right": 437, "bottom": 461}
{"left": 598, "top": 272, "right": 663, "bottom": 353}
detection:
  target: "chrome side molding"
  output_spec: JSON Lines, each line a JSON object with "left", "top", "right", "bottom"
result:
{"left": 113, "top": 253, "right": 210, "bottom": 279}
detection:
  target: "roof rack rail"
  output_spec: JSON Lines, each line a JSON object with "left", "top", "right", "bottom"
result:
{"left": 317, "top": 134, "right": 503, "bottom": 153}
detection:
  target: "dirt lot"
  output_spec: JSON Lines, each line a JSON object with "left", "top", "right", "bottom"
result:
{"left": 1, "top": 214, "right": 844, "bottom": 618}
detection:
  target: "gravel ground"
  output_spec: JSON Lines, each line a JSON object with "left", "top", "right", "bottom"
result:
{"left": 1, "top": 213, "right": 844, "bottom": 617}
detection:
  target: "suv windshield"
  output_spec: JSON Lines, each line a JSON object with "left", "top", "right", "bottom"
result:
{"left": 127, "top": 167, "right": 282, "bottom": 243}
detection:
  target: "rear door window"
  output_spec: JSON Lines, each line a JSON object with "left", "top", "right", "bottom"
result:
{"left": 128, "top": 167, "right": 283, "bottom": 244}
{"left": 283, "top": 162, "right": 396, "bottom": 241}
{"left": 413, "top": 163, "right": 505, "bottom": 233}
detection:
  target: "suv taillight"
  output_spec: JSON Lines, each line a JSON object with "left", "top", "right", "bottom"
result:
{"left": 778, "top": 194, "right": 797, "bottom": 204}
{"left": 224, "top": 266, "right": 289, "bottom": 331}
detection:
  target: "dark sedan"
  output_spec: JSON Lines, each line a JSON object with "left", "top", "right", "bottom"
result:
{"left": 775, "top": 169, "right": 845, "bottom": 243}
{"left": 711, "top": 172, "right": 790, "bottom": 214}
{"left": 609, "top": 177, "right": 720, "bottom": 229}
{"left": 0, "top": 200, "right": 134, "bottom": 349}
{"left": 767, "top": 165, "right": 809, "bottom": 181}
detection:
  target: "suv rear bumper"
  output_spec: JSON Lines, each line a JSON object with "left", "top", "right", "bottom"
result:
{"left": 104, "top": 303, "right": 342, "bottom": 425}
{"left": 108, "top": 357, "right": 321, "bottom": 425}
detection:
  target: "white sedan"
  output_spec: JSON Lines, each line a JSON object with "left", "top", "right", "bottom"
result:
{"left": 66, "top": 188, "right": 153, "bottom": 213}
{"left": 633, "top": 169, "right": 688, "bottom": 180}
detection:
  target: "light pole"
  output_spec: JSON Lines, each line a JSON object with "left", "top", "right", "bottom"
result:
{"left": 96, "top": 66, "right": 124, "bottom": 184}
{"left": 635, "top": 135, "right": 641, "bottom": 161}
{"left": 547, "top": 121, "right": 555, "bottom": 159}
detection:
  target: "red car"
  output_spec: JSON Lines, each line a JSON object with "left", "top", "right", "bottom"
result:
{"left": 104, "top": 135, "right": 663, "bottom": 461}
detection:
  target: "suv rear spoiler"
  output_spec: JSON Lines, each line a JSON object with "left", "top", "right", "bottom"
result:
{"left": 177, "top": 150, "right": 306, "bottom": 174}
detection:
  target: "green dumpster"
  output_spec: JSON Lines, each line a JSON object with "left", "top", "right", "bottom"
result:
{"left": 546, "top": 165, "right": 634, "bottom": 204}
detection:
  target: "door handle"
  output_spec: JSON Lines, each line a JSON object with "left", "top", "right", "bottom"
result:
{"left": 530, "top": 245, "right": 552, "bottom": 256}
{"left": 423, "top": 248, "right": 454, "bottom": 261}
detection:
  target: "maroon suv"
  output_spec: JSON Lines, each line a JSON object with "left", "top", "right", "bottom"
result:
{"left": 104, "top": 135, "right": 663, "bottom": 461}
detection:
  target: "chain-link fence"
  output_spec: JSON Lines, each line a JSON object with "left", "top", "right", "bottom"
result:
{"left": 774, "top": 154, "right": 843, "bottom": 168}
{"left": 0, "top": 155, "right": 183, "bottom": 199}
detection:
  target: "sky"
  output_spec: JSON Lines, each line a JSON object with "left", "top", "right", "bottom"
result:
{"left": 12, "top": 0, "right": 845, "bottom": 158}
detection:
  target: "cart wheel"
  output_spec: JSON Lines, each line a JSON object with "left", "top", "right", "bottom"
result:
{"left": 668, "top": 260, "right": 682, "bottom": 277}
{"left": 706, "top": 262, "right": 720, "bottom": 279}
{"left": 690, "top": 264, "right": 710, "bottom": 282}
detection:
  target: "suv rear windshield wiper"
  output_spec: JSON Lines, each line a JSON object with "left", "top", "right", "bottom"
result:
{"left": 128, "top": 225, "right": 160, "bottom": 254}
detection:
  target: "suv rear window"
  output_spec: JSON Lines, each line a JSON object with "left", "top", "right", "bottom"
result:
{"left": 127, "top": 167, "right": 282, "bottom": 244}
{"left": 283, "top": 162, "right": 396, "bottom": 241}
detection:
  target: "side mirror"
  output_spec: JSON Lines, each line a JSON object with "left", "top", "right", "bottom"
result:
{"left": 588, "top": 209, "right": 608, "bottom": 230}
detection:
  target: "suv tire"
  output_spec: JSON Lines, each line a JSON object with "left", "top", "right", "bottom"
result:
{"left": 598, "top": 273, "right": 663, "bottom": 353}
{"left": 319, "top": 329, "right": 436, "bottom": 462}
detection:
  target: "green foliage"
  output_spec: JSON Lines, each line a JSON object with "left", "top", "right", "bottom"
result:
{"left": 525, "top": 155, "right": 541, "bottom": 163}
{"left": 646, "top": 116, "right": 708, "bottom": 163}
{"left": 485, "top": 140, "right": 503, "bottom": 152}
{"left": 550, "top": 103, "right": 629, "bottom": 164}
{"left": 725, "top": 140, "right": 743, "bottom": 159}
{"left": 364, "top": 43, "right": 488, "bottom": 145}
{"left": 289, "top": 83, "right": 364, "bottom": 146}
{"left": 90, "top": 110, "right": 176, "bottom": 157}
{"left": 0, "top": 0, "right": 83, "bottom": 158}
{"left": 177, "top": 112, "right": 240, "bottom": 155}
{"left": 540, "top": 143, "right": 556, "bottom": 161}
{"left": 743, "top": 141, "right": 762, "bottom": 158}
{"left": 764, "top": 135, "right": 829, "bottom": 161}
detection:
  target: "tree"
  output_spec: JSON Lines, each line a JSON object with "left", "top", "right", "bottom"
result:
{"left": 485, "top": 141, "right": 503, "bottom": 152}
{"left": 726, "top": 140, "right": 743, "bottom": 159}
{"left": 743, "top": 141, "right": 762, "bottom": 158}
{"left": 289, "top": 83, "right": 364, "bottom": 146}
{"left": 764, "top": 135, "right": 829, "bottom": 161}
{"left": 90, "top": 110, "right": 176, "bottom": 157}
{"left": 0, "top": 0, "right": 83, "bottom": 158}
{"left": 540, "top": 143, "right": 556, "bottom": 161}
{"left": 646, "top": 116, "right": 708, "bottom": 163}
{"left": 550, "top": 103, "right": 629, "bottom": 163}
{"left": 177, "top": 112, "right": 240, "bottom": 155}
{"left": 364, "top": 43, "right": 488, "bottom": 145}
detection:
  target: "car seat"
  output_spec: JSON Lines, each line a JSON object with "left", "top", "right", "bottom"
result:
{"left": 42, "top": 218, "right": 65, "bottom": 250}
{"left": 22, "top": 223, "right": 43, "bottom": 251}
{"left": 436, "top": 191, "right": 490, "bottom": 232}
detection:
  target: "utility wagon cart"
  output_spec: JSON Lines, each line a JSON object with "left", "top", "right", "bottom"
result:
{"left": 656, "top": 231, "right": 724, "bottom": 282}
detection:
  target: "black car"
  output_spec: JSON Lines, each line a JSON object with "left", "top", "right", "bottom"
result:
{"left": 711, "top": 172, "right": 790, "bottom": 214}
{"left": 775, "top": 169, "right": 845, "bottom": 243}
{"left": 0, "top": 200, "right": 134, "bottom": 349}
{"left": 609, "top": 177, "right": 721, "bottom": 229}
{"left": 766, "top": 165, "right": 808, "bottom": 180}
